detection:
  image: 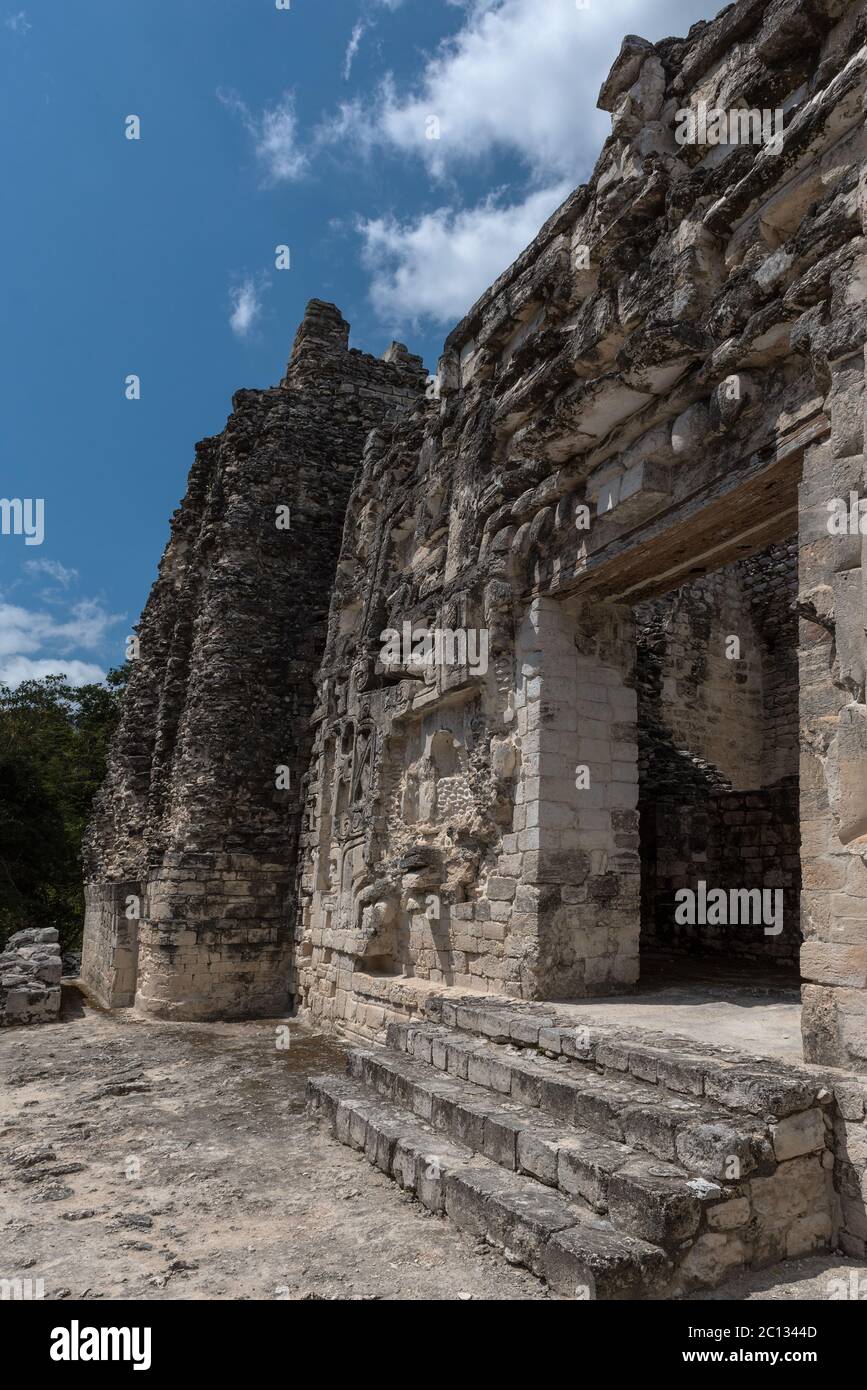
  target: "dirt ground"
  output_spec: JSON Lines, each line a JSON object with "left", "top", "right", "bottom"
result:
{"left": 1, "top": 985, "right": 865, "bottom": 1303}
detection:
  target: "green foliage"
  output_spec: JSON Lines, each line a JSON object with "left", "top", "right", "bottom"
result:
{"left": 0, "top": 668, "right": 128, "bottom": 953}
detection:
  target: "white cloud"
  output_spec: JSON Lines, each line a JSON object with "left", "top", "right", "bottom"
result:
{"left": 0, "top": 657, "right": 106, "bottom": 687}
{"left": 24, "top": 559, "right": 79, "bottom": 589}
{"left": 380, "top": 0, "right": 603, "bottom": 177}
{"left": 359, "top": 181, "right": 571, "bottom": 326}
{"left": 343, "top": 0, "right": 413, "bottom": 82}
{"left": 344, "top": 20, "right": 368, "bottom": 80}
{"left": 0, "top": 598, "right": 122, "bottom": 658}
{"left": 315, "top": 97, "right": 377, "bottom": 158}
{"left": 218, "top": 89, "right": 308, "bottom": 184}
{"left": 229, "top": 277, "right": 263, "bottom": 339}
{"left": 5, "top": 11, "right": 31, "bottom": 34}
{"left": 321, "top": 0, "right": 715, "bottom": 181}
{"left": 0, "top": 596, "right": 123, "bottom": 688}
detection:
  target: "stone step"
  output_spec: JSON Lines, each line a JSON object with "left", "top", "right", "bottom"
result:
{"left": 420, "top": 998, "right": 828, "bottom": 1120}
{"left": 349, "top": 1045, "right": 727, "bottom": 1250}
{"left": 386, "top": 1021, "right": 828, "bottom": 1181}
{"left": 306, "top": 1072, "right": 671, "bottom": 1299}
{"left": 309, "top": 1035, "right": 834, "bottom": 1296}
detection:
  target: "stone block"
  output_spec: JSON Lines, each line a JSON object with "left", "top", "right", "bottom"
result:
{"left": 771, "top": 1108, "right": 827, "bottom": 1161}
{"left": 801, "top": 941, "right": 867, "bottom": 989}
{"left": 827, "top": 703, "right": 867, "bottom": 844}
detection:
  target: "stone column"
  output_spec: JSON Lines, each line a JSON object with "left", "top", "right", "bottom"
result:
{"left": 514, "top": 595, "right": 640, "bottom": 998}
{"left": 798, "top": 208, "right": 867, "bottom": 1066}
{"left": 81, "top": 436, "right": 214, "bottom": 1009}
{"left": 81, "top": 881, "right": 141, "bottom": 1008}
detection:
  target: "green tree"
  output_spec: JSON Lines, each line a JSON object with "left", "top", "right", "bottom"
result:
{"left": 0, "top": 668, "right": 128, "bottom": 952}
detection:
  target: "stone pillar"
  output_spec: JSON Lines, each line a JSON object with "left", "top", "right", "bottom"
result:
{"left": 80, "top": 881, "right": 141, "bottom": 1008}
{"left": 80, "top": 443, "right": 209, "bottom": 1010}
{"left": 798, "top": 232, "right": 867, "bottom": 1065}
{"left": 514, "top": 595, "right": 640, "bottom": 998}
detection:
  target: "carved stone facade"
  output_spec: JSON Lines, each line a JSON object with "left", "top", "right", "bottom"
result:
{"left": 85, "top": 0, "right": 867, "bottom": 1080}
{"left": 293, "top": 0, "right": 867, "bottom": 1072}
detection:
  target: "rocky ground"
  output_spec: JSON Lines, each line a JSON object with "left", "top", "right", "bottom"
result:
{"left": 1, "top": 985, "right": 865, "bottom": 1303}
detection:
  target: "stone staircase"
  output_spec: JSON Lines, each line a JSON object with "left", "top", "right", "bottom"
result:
{"left": 306, "top": 997, "right": 835, "bottom": 1298}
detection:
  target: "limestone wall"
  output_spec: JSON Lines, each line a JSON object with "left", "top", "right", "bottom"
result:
{"left": 0, "top": 928, "right": 62, "bottom": 1026}
{"left": 635, "top": 563, "right": 770, "bottom": 793}
{"left": 643, "top": 784, "right": 801, "bottom": 964}
{"left": 82, "top": 303, "right": 425, "bottom": 1019}
{"left": 293, "top": 0, "right": 867, "bottom": 1071}
{"left": 83, "top": 0, "right": 867, "bottom": 1070}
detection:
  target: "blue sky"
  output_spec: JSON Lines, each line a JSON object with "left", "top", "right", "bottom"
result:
{"left": 0, "top": 0, "right": 718, "bottom": 685}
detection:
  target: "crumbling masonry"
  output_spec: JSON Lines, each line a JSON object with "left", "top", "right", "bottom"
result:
{"left": 83, "top": 0, "right": 867, "bottom": 1295}
{"left": 82, "top": 306, "right": 425, "bottom": 1017}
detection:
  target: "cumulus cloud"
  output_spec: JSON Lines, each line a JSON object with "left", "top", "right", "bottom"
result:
{"left": 0, "top": 656, "right": 106, "bottom": 686}
{"left": 219, "top": 0, "right": 717, "bottom": 333}
{"left": 378, "top": 0, "right": 606, "bottom": 178}
{"left": 359, "top": 181, "right": 571, "bottom": 325}
{"left": 342, "top": 0, "right": 718, "bottom": 328}
{"left": 218, "top": 89, "right": 308, "bottom": 184}
{"left": 229, "top": 277, "right": 264, "bottom": 339}
{"left": 0, "top": 596, "right": 123, "bottom": 688}
{"left": 318, "top": 0, "right": 604, "bottom": 179}
{"left": 0, "top": 598, "right": 122, "bottom": 658}
{"left": 321, "top": 0, "right": 715, "bottom": 180}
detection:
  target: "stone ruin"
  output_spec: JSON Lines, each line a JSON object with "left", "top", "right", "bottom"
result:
{"left": 81, "top": 303, "right": 426, "bottom": 1017}
{"left": 0, "top": 928, "right": 62, "bottom": 1027}
{"left": 80, "top": 0, "right": 867, "bottom": 1295}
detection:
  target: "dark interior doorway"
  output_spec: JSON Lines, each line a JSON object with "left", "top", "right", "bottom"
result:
{"left": 634, "top": 538, "right": 801, "bottom": 984}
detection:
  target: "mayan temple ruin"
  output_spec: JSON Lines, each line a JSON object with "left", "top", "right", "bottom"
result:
{"left": 79, "top": 0, "right": 867, "bottom": 1297}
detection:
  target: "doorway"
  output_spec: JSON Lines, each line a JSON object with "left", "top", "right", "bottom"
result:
{"left": 633, "top": 539, "right": 801, "bottom": 986}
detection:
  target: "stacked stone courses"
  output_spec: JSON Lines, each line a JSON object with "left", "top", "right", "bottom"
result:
{"left": 82, "top": 302, "right": 425, "bottom": 1019}
{"left": 288, "top": 0, "right": 867, "bottom": 1071}
{"left": 0, "top": 928, "right": 62, "bottom": 1026}
{"left": 85, "top": 0, "right": 867, "bottom": 1060}
{"left": 82, "top": 0, "right": 867, "bottom": 1297}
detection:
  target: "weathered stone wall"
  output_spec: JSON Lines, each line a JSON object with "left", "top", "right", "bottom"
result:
{"left": 0, "top": 927, "right": 62, "bottom": 1026}
{"left": 84, "top": 0, "right": 867, "bottom": 1071}
{"left": 292, "top": 0, "right": 867, "bottom": 1071}
{"left": 81, "top": 881, "right": 141, "bottom": 1008}
{"left": 642, "top": 784, "right": 801, "bottom": 963}
{"left": 636, "top": 563, "right": 769, "bottom": 793}
{"left": 82, "top": 302, "right": 425, "bottom": 1019}
{"left": 832, "top": 1075, "right": 867, "bottom": 1256}
{"left": 740, "top": 541, "right": 802, "bottom": 786}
